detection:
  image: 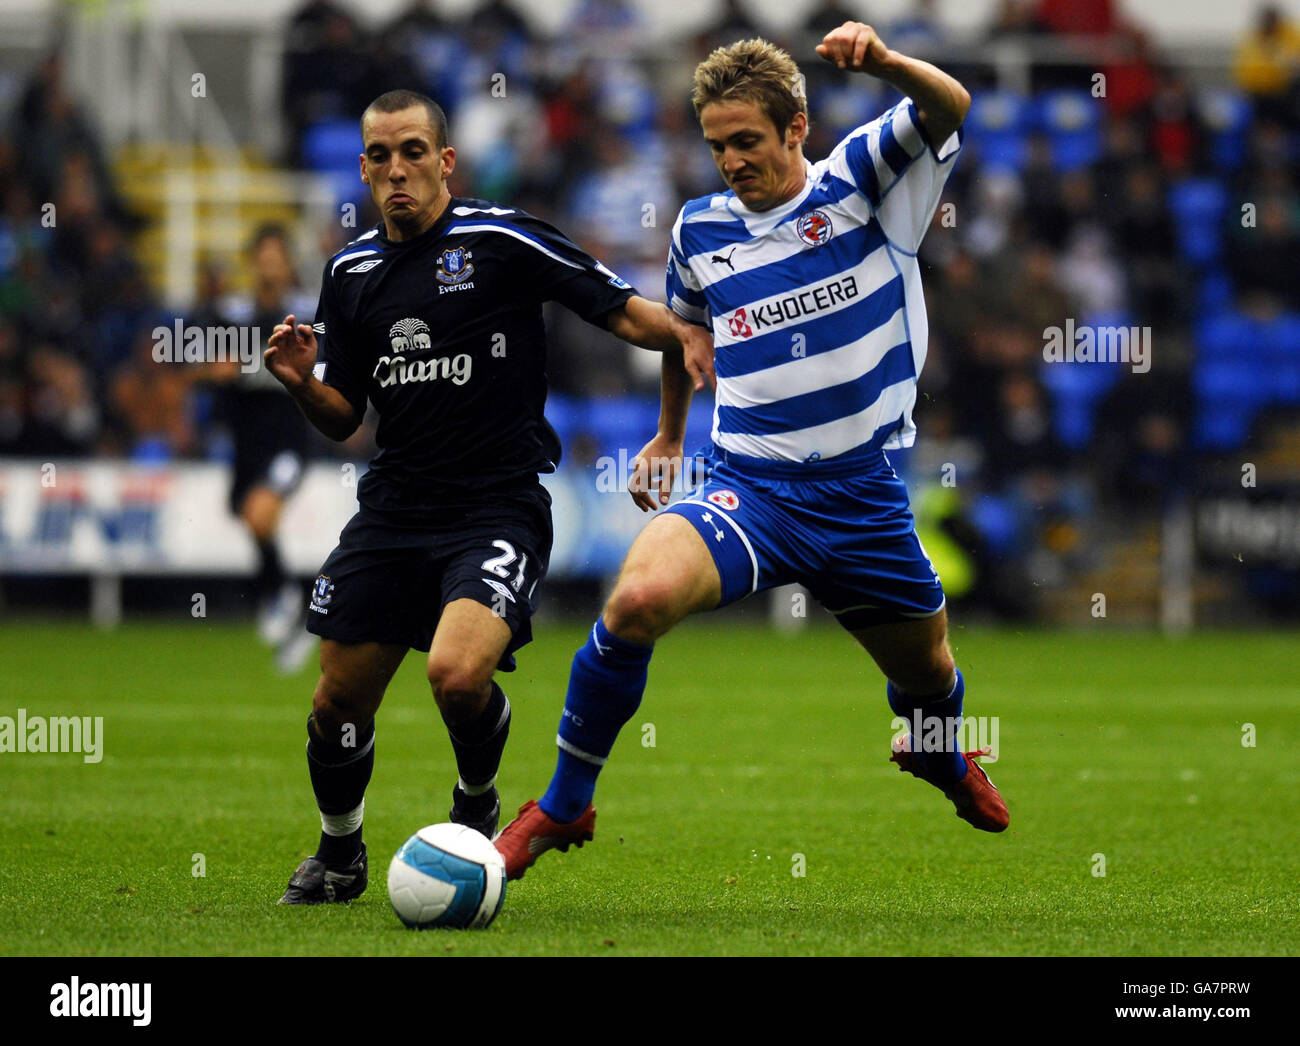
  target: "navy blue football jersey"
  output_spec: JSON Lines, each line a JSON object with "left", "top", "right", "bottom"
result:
{"left": 312, "top": 197, "right": 636, "bottom": 516}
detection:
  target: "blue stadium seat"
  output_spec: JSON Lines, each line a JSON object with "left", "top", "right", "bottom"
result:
{"left": 1168, "top": 178, "right": 1228, "bottom": 267}
{"left": 302, "top": 119, "right": 359, "bottom": 173}
{"left": 1199, "top": 88, "right": 1254, "bottom": 173}
{"left": 585, "top": 396, "right": 662, "bottom": 456}
{"left": 544, "top": 394, "right": 587, "bottom": 446}
{"left": 966, "top": 91, "right": 1032, "bottom": 173}
{"left": 1193, "top": 408, "right": 1255, "bottom": 450}
{"left": 1195, "top": 310, "right": 1260, "bottom": 361}
{"left": 302, "top": 119, "right": 366, "bottom": 205}
{"left": 1261, "top": 313, "right": 1300, "bottom": 363}
{"left": 1035, "top": 90, "right": 1103, "bottom": 171}
{"left": 683, "top": 398, "right": 715, "bottom": 451}
{"left": 1197, "top": 270, "right": 1235, "bottom": 318}
{"left": 1039, "top": 314, "right": 1132, "bottom": 449}
{"left": 1274, "top": 362, "right": 1300, "bottom": 405}
{"left": 1195, "top": 360, "right": 1270, "bottom": 404}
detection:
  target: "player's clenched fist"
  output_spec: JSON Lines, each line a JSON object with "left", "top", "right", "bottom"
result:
{"left": 816, "top": 21, "right": 892, "bottom": 77}
{"left": 264, "top": 313, "right": 318, "bottom": 390}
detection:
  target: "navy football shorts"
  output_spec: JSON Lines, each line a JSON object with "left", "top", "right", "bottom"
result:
{"left": 305, "top": 485, "right": 552, "bottom": 670}
{"left": 664, "top": 447, "right": 945, "bottom": 629}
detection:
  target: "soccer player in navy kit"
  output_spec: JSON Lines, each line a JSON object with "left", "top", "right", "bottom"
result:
{"left": 265, "top": 90, "right": 707, "bottom": 904}
{"left": 496, "top": 24, "right": 1009, "bottom": 881}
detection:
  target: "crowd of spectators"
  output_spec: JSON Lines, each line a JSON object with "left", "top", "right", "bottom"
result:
{"left": 2, "top": 0, "right": 1298, "bottom": 610}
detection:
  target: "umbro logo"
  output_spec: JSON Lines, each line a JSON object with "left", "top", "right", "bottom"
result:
{"left": 346, "top": 259, "right": 383, "bottom": 273}
{"left": 711, "top": 247, "right": 738, "bottom": 271}
{"left": 482, "top": 577, "right": 516, "bottom": 603}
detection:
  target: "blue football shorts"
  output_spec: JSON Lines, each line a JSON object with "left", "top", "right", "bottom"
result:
{"left": 664, "top": 446, "right": 945, "bottom": 629}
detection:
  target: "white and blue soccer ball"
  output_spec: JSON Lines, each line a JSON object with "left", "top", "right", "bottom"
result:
{"left": 387, "top": 823, "right": 507, "bottom": 930}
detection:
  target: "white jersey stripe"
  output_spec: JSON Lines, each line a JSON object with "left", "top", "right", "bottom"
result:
{"left": 718, "top": 307, "right": 909, "bottom": 406}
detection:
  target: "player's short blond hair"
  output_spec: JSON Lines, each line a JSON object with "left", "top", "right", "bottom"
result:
{"left": 691, "top": 38, "right": 808, "bottom": 135}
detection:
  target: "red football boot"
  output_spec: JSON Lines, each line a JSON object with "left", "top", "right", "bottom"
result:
{"left": 493, "top": 799, "right": 596, "bottom": 881}
{"left": 890, "top": 738, "right": 1009, "bottom": 832}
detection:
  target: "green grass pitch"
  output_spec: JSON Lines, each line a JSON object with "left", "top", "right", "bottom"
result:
{"left": 2, "top": 619, "right": 1297, "bottom": 956}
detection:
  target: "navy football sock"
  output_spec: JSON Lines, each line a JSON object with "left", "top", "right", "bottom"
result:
{"left": 255, "top": 539, "right": 285, "bottom": 601}
{"left": 539, "top": 619, "right": 652, "bottom": 823}
{"left": 446, "top": 681, "right": 510, "bottom": 796}
{"left": 307, "top": 714, "right": 375, "bottom": 865}
{"left": 888, "top": 668, "right": 967, "bottom": 785}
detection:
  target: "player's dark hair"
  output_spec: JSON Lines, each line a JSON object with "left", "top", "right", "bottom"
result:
{"left": 361, "top": 90, "right": 449, "bottom": 150}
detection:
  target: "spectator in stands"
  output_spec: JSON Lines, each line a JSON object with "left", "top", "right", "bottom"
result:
{"left": 563, "top": 0, "right": 646, "bottom": 59}
{"left": 1227, "top": 193, "right": 1300, "bottom": 313}
{"left": 282, "top": 2, "right": 392, "bottom": 163}
{"left": 1148, "top": 65, "right": 1209, "bottom": 174}
{"left": 890, "top": 0, "right": 948, "bottom": 56}
{"left": 380, "top": 0, "right": 467, "bottom": 110}
{"left": 12, "top": 52, "right": 134, "bottom": 230}
{"left": 1234, "top": 4, "right": 1300, "bottom": 130}
{"left": 108, "top": 330, "right": 196, "bottom": 460}
{"left": 24, "top": 345, "right": 98, "bottom": 456}
{"left": 1103, "top": 161, "right": 1181, "bottom": 327}
{"left": 694, "top": 0, "right": 767, "bottom": 58}
{"left": 803, "top": 0, "right": 865, "bottom": 42}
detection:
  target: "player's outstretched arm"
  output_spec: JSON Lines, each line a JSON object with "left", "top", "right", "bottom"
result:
{"left": 265, "top": 314, "right": 361, "bottom": 441}
{"left": 629, "top": 350, "right": 695, "bottom": 512}
{"left": 816, "top": 20, "right": 970, "bottom": 144}
{"left": 606, "top": 296, "right": 715, "bottom": 510}
{"left": 606, "top": 296, "right": 714, "bottom": 390}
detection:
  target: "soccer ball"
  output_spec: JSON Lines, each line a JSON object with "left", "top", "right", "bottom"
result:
{"left": 387, "top": 823, "right": 507, "bottom": 930}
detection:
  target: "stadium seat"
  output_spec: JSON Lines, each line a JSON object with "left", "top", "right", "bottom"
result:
{"left": 302, "top": 118, "right": 367, "bottom": 205}
{"left": 1039, "top": 314, "right": 1131, "bottom": 449}
{"left": 302, "top": 119, "right": 359, "bottom": 173}
{"left": 544, "top": 394, "right": 587, "bottom": 446}
{"left": 1197, "top": 270, "right": 1235, "bottom": 318}
{"left": 1199, "top": 88, "right": 1254, "bottom": 173}
{"left": 1035, "top": 90, "right": 1103, "bottom": 171}
{"left": 965, "top": 91, "right": 1032, "bottom": 173}
{"left": 585, "top": 396, "right": 662, "bottom": 456}
{"left": 1261, "top": 313, "right": 1300, "bottom": 363}
{"left": 1167, "top": 178, "right": 1228, "bottom": 267}
{"left": 1273, "top": 362, "right": 1300, "bottom": 405}
{"left": 1195, "top": 310, "right": 1261, "bottom": 361}
{"left": 1193, "top": 407, "right": 1255, "bottom": 450}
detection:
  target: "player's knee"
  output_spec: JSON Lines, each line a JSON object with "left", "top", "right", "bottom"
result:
{"left": 895, "top": 648, "right": 956, "bottom": 696}
{"left": 603, "top": 578, "right": 679, "bottom": 644}
{"left": 311, "top": 675, "right": 378, "bottom": 736}
{"left": 426, "top": 657, "right": 493, "bottom": 720}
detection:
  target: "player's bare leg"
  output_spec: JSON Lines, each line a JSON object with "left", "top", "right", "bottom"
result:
{"left": 849, "top": 610, "right": 1008, "bottom": 832}
{"left": 426, "top": 598, "right": 514, "bottom": 837}
{"left": 495, "top": 514, "right": 722, "bottom": 879}
{"left": 603, "top": 512, "right": 724, "bottom": 643}
{"left": 279, "top": 640, "right": 406, "bottom": 904}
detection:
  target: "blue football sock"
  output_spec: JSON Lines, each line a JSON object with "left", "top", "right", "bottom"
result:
{"left": 539, "top": 619, "right": 652, "bottom": 823}
{"left": 888, "top": 668, "right": 967, "bottom": 785}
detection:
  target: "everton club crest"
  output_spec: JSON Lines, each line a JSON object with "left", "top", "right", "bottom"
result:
{"left": 436, "top": 246, "right": 475, "bottom": 285}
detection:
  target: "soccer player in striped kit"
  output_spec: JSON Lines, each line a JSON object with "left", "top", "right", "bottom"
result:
{"left": 496, "top": 22, "right": 1008, "bottom": 879}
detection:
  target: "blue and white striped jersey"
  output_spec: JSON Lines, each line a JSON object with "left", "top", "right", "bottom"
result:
{"left": 666, "top": 98, "right": 961, "bottom": 464}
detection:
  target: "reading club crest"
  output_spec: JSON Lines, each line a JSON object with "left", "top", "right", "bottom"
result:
{"left": 796, "top": 209, "right": 833, "bottom": 247}
{"left": 436, "top": 246, "right": 475, "bottom": 285}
